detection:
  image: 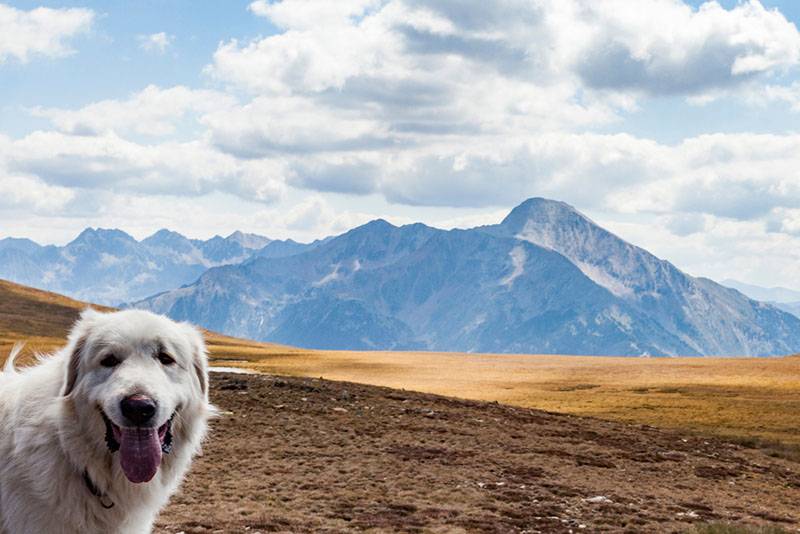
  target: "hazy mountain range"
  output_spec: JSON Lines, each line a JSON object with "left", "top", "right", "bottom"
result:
{"left": 720, "top": 279, "right": 800, "bottom": 320}
{"left": 0, "top": 229, "right": 310, "bottom": 305}
{"left": 127, "top": 198, "right": 800, "bottom": 357}
{"left": 2, "top": 198, "right": 798, "bottom": 356}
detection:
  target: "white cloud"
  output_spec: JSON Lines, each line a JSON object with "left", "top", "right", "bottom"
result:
{"left": 31, "top": 85, "right": 237, "bottom": 136}
{"left": 0, "top": 3, "right": 94, "bottom": 63}
{"left": 248, "top": 0, "right": 381, "bottom": 29}
{"left": 283, "top": 195, "right": 378, "bottom": 233}
{"left": 203, "top": 95, "right": 388, "bottom": 156}
{"left": 138, "top": 32, "right": 173, "bottom": 54}
{"left": 432, "top": 209, "right": 508, "bottom": 230}
{"left": 574, "top": 0, "right": 800, "bottom": 95}
{"left": 771, "top": 208, "right": 800, "bottom": 236}
{"left": 16, "top": 0, "right": 794, "bottom": 222}
{"left": 379, "top": 132, "right": 669, "bottom": 208}
{"left": 198, "top": 0, "right": 800, "bottom": 212}
{"left": 747, "top": 81, "right": 800, "bottom": 111}
{"left": 5, "top": 130, "right": 286, "bottom": 203}
{"left": 0, "top": 173, "right": 75, "bottom": 211}
{"left": 213, "top": 0, "right": 800, "bottom": 101}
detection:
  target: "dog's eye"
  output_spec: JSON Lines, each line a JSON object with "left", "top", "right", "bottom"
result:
{"left": 100, "top": 355, "right": 119, "bottom": 368}
{"left": 158, "top": 352, "right": 175, "bottom": 366}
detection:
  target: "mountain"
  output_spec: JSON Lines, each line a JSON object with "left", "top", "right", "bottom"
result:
{"left": 251, "top": 237, "right": 323, "bottom": 259}
{"left": 721, "top": 279, "right": 800, "bottom": 304}
{"left": 721, "top": 279, "right": 800, "bottom": 320}
{"left": 225, "top": 231, "right": 271, "bottom": 251}
{"left": 0, "top": 228, "right": 276, "bottom": 305}
{"left": 775, "top": 302, "right": 800, "bottom": 318}
{"left": 133, "top": 198, "right": 800, "bottom": 356}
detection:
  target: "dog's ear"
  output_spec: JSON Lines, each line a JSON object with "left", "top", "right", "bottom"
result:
{"left": 62, "top": 308, "right": 102, "bottom": 397}
{"left": 63, "top": 335, "right": 87, "bottom": 397}
{"left": 183, "top": 324, "right": 209, "bottom": 396}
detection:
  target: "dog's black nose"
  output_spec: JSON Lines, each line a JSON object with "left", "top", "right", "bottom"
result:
{"left": 120, "top": 395, "right": 157, "bottom": 426}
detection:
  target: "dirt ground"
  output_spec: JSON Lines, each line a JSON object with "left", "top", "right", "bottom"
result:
{"left": 155, "top": 373, "right": 800, "bottom": 533}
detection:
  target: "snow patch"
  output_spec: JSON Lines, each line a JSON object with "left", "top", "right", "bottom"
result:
{"left": 501, "top": 246, "right": 526, "bottom": 287}
{"left": 314, "top": 264, "right": 341, "bottom": 287}
{"left": 209, "top": 366, "right": 259, "bottom": 375}
{"left": 461, "top": 313, "right": 487, "bottom": 334}
{"left": 99, "top": 253, "right": 122, "bottom": 267}
{"left": 516, "top": 221, "right": 558, "bottom": 251}
{"left": 575, "top": 261, "right": 633, "bottom": 298}
{"left": 607, "top": 305, "right": 633, "bottom": 332}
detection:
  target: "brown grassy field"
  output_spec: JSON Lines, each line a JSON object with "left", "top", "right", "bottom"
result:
{"left": 228, "top": 349, "right": 800, "bottom": 449}
{"left": 2, "top": 278, "right": 799, "bottom": 450}
{"left": 156, "top": 373, "right": 800, "bottom": 533}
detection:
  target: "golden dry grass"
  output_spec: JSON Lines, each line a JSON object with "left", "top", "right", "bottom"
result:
{"left": 221, "top": 349, "right": 800, "bottom": 448}
{"left": 0, "top": 278, "right": 294, "bottom": 364}
{"left": 2, "top": 278, "right": 799, "bottom": 450}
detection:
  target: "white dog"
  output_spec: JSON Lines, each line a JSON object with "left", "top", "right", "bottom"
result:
{"left": 0, "top": 309, "right": 213, "bottom": 534}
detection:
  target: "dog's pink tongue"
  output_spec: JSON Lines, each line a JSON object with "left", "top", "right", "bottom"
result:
{"left": 119, "top": 427, "right": 162, "bottom": 483}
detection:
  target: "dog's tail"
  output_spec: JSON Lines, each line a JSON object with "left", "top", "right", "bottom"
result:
{"left": 3, "top": 343, "right": 23, "bottom": 374}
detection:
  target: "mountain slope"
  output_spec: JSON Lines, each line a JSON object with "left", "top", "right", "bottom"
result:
{"left": 488, "top": 198, "right": 800, "bottom": 356}
{"left": 0, "top": 229, "right": 278, "bottom": 305}
{"left": 134, "top": 198, "right": 800, "bottom": 356}
{"left": 721, "top": 279, "right": 800, "bottom": 303}
{"left": 722, "top": 279, "right": 800, "bottom": 320}
{"left": 776, "top": 301, "right": 800, "bottom": 318}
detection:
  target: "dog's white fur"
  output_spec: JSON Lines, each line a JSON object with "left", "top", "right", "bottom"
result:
{"left": 0, "top": 309, "right": 213, "bottom": 534}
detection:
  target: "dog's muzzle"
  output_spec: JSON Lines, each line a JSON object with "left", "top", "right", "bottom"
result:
{"left": 101, "top": 411, "right": 174, "bottom": 454}
{"left": 100, "top": 411, "right": 175, "bottom": 483}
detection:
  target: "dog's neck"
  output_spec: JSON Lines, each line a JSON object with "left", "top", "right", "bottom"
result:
{"left": 83, "top": 469, "right": 115, "bottom": 509}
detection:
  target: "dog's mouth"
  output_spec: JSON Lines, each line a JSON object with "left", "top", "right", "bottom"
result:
{"left": 101, "top": 411, "right": 174, "bottom": 484}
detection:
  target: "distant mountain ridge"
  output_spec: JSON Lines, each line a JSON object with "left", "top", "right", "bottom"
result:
{"left": 0, "top": 229, "right": 311, "bottom": 305}
{"left": 721, "top": 279, "right": 800, "bottom": 320}
{"left": 132, "top": 198, "right": 800, "bottom": 357}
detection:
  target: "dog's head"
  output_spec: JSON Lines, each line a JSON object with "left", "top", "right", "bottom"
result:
{"left": 62, "top": 308, "right": 209, "bottom": 484}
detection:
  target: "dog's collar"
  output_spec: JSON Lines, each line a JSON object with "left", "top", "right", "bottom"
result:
{"left": 83, "top": 470, "right": 115, "bottom": 509}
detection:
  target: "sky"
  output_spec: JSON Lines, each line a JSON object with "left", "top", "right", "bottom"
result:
{"left": 1, "top": 0, "right": 800, "bottom": 289}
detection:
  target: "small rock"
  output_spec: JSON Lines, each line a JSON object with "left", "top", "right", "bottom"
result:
{"left": 677, "top": 511, "right": 699, "bottom": 519}
{"left": 584, "top": 496, "right": 613, "bottom": 504}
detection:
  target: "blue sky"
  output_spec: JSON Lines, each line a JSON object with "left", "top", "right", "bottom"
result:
{"left": 2, "top": 0, "right": 800, "bottom": 289}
